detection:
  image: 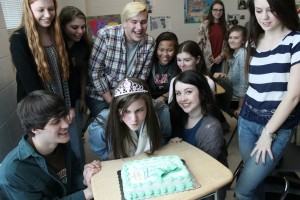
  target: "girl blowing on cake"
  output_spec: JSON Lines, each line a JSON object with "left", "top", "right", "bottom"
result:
{"left": 105, "top": 78, "right": 162, "bottom": 159}
{"left": 169, "top": 70, "right": 227, "bottom": 200}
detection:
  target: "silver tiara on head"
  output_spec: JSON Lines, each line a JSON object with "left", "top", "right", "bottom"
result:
{"left": 114, "top": 78, "right": 148, "bottom": 97}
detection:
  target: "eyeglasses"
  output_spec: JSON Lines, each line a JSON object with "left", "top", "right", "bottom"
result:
{"left": 212, "top": 9, "right": 224, "bottom": 13}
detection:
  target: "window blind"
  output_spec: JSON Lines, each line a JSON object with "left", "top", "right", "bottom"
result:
{"left": 0, "top": 0, "right": 22, "bottom": 29}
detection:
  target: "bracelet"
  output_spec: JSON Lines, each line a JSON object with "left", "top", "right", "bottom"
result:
{"left": 264, "top": 127, "right": 276, "bottom": 141}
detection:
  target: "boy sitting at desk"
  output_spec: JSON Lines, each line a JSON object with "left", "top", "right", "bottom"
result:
{"left": 0, "top": 90, "right": 101, "bottom": 200}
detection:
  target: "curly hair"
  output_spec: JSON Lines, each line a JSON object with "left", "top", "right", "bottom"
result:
{"left": 21, "top": 0, "right": 69, "bottom": 83}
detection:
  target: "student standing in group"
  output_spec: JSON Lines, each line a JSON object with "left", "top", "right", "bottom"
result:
{"left": 147, "top": 31, "right": 180, "bottom": 103}
{"left": 99, "top": 78, "right": 163, "bottom": 160}
{"left": 213, "top": 25, "right": 248, "bottom": 116}
{"left": 9, "top": 0, "right": 83, "bottom": 165}
{"left": 198, "top": 0, "right": 227, "bottom": 74}
{"left": 59, "top": 5, "right": 92, "bottom": 168}
{"left": 86, "top": 1, "right": 155, "bottom": 117}
{"left": 10, "top": 0, "right": 69, "bottom": 104}
{"left": 0, "top": 91, "right": 101, "bottom": 200}
{"left": 235, "top": 0, "right": 300, "bottom": 199}
{"left": 169, "top": 70, "right": 227, "bottom": 200}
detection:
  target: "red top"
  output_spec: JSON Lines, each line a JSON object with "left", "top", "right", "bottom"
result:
{"left": 209, "top": 23, "right": 224, "bottom": 58}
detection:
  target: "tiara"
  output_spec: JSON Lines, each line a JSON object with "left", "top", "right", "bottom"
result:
{"left": 114, "top": 78, "right": 148, "bottom": 97}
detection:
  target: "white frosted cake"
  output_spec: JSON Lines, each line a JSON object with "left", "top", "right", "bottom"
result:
{"left": 121, "top": 155, "right": 194, "bottom": 200}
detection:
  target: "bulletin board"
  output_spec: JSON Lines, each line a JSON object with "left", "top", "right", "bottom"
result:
{"left": 87, "top": 14, "right": 121, "bottom": 40}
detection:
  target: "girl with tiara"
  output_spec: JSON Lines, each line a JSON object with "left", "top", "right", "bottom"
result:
{"left": 105, "top": 78, "right": 162, "bottom": 159}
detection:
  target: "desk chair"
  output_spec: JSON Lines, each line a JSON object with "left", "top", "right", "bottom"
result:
{"left": 214, "top": 77, "right": 238, "bottom": 148}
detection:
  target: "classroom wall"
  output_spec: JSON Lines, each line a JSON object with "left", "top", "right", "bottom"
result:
{"left": 84, "top": 0, "right": 249, "bottom": 43}
{"left": 0, "top": 3, "right": 22, "bottom": 163}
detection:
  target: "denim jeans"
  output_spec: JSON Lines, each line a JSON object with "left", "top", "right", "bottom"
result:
{"left": 88, "top": 108, "right": 110, "bottom": 160}
{"left": 86, "top": 96, "right": 109, "bottom": 117}
{"left": 67, "top": 100, "right": 87, "bottom": 170}
{"left": 235, "top": 117, "right": 293, "bottom": 200}
{"left": 87, "top": 99, "right": 172, "bottom": 160}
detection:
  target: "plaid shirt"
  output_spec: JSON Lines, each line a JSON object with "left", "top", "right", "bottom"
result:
{"left": 86, "top": 25, "right": 155, "bottom": 100}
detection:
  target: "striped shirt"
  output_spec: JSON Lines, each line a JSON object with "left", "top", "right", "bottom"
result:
{"left": 86, "top": 25, "right": 155, "bottom": 100}
{"left": 240, "top": 31, "right": 300, "bottom": 129}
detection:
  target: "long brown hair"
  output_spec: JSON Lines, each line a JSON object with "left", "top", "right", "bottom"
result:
{"left": 59, "top": 6, "right": 92, "bottom": 47}
{"left": 207, "top": 0, "right": 227, "bottom": 35}
{"left": 224, "top": 25, "right": 247, "bottom": 60}
{"left": 105, "top": 78, "right": 161, "bottom": 159}
{"left": 177, "top": 40, "right": 208, "bottom": 76}
{"left": 20, "top": 0, "right": 69, "bottom": 83}
{"left": 245, "top": 0, "right": 299, "bottom": 73}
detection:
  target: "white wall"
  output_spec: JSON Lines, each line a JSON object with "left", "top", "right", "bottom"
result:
{"left": 85, "top": 0, "right": 249, "bottom": 43}
{"left": 57, "top": 0, "right": 249, "bottom": 43}
{"left": 57, "top": 0, "right": 86, "bottom": 13}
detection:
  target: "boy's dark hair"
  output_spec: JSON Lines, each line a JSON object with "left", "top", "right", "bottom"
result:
{"left": 17, "top": 90, "right": 69, "bottom": 136}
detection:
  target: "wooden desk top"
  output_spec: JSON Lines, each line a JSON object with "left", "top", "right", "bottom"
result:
{"left": 91, "top": 142, "right": 233, "bottom": 200}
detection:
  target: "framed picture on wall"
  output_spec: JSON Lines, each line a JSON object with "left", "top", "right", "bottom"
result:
{"left": 184, "top": 0, "right": 213, "bottom": 23}
{"left": 238, "top": 0, "right": 248, "bottom": 10}
{"left": 87, "top": 15, "right": 121, "bottom": 41}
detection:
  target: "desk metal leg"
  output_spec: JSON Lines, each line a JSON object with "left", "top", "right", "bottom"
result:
{"left": 214, "top": 191, "right": 218, "bottom": 200}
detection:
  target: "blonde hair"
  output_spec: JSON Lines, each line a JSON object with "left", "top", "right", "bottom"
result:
{"left": 20, "top": 0, "right": 69, "bottom": 83}
{"left": 121, "top": 2, "right": 147, "bottom": 23}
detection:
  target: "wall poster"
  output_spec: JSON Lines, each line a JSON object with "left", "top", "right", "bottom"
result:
{"left": 184, "top": 0, "right": 213, "bottom": 23}
{"left": 150, "top": 16, "right": 171, "bottom": 31}
{"left": 87, "top": 15, "right": 121, "bottom": 40}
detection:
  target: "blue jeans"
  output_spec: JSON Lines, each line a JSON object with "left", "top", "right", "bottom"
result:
{"left": 86, "top": 96, "right": 109, "bottom": 117}
{"left": 235, "top": 117, "right": 293, "bottom": 200}
{"left": 88, "top": 108, "right": 110, "bottom": 160}
{"left": 68, "top": 108, "right": 85, "bottom": 170}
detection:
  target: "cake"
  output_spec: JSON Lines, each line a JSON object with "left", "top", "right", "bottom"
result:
{"left": 121, "top": 155, "right": 195, "bottom": 200}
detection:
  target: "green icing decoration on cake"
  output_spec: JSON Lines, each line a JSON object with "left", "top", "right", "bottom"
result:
{"left": 121, "top": 155, "right": 194, "bottom": 200}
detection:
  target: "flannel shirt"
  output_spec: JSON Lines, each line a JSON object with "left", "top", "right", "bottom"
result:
{"left": 86, "top": 25, "right": 155, "bottom": 100}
